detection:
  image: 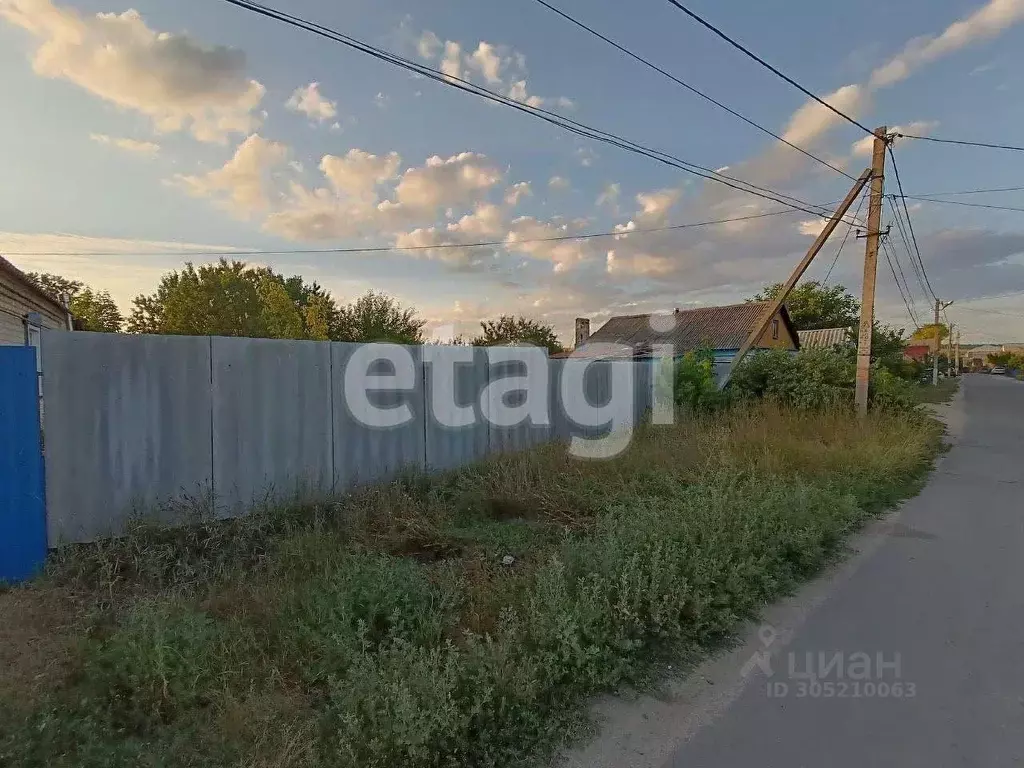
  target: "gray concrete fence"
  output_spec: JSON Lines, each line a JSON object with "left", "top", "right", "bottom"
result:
{"left": 40, "top": 332, "right": 656, "bottom": 544}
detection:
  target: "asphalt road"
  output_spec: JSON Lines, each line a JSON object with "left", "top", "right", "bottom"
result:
{"left": 665, "top": 374, "right": 1024, "bottom": 767}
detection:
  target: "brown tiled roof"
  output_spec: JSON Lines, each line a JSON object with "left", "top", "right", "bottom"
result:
{"left": 583, "top": 302, "right": 797, "bottom": 356}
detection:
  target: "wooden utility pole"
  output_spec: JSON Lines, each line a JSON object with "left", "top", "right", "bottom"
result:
{"left": 854, "top": 127, "right": 888, "bottom": 418}
{"left": 728, "top": 167, "right": 873, "bottom": 378}
{"left": 932, "top": 299, "right": 954, "bottom": 385}
{"left": 955, "top": 329, "right": 961, "bottom": 374}
{"left": 947, "top": 323, "right": 956, "bottom": 375}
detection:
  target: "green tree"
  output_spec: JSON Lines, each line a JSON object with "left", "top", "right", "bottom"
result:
{"left": 910, "top": 323, "right": 949, "bottom": 343}
{"left": 70, "top": 288, "right": 125, "bottom": 333}
{"left": 127, "top": 259, "right": 340, "bottom": 339}
{"left": 26, "top": 272, "right": 123, "bottom": 332}
{"left": 749, "top": 281, "right": 859, "bottom": 330}
{"left": 472, "top": 315, "right": 564, "bottom": 354}
{"left": 335, "top": 291, "right": 425, "bottom": 344}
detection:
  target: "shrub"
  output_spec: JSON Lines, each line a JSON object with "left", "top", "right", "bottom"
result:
{"left": 730, "top": 349, "right": 854, "bottom": 409}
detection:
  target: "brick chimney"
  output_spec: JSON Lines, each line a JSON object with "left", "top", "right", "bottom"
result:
{"left": 574, "top": 317, "right": 591, "bottom": 349}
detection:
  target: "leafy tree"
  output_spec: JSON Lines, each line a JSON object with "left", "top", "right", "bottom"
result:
{"left": 335, "top": 291, "right": 425, "bottom": 344}
{"left": 749, "top": 281, "right": 859, "bottom": 330}
{"left": 910, "top": 323, "right": 949, "bottom": 343}
{"left": 70, "top": 288, "right": 125, "bottom": 333}
{"left": 127, "top": 260, "right": 342, "bottom": 339}
{"left": 472, "top": 315, "right": 564, "bottom": 354}
{"left": 26, "top": 272, "right": 123, "bottom": 332}
{"left": 25, "top": 272, "right": 83, "bottom": 300}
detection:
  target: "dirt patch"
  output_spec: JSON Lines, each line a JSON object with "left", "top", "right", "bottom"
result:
{"left": 484, "top": 497, "right": 540, "bottom": 522}
{"left": 0, "top": 585, "right": 83, "bottom": 712}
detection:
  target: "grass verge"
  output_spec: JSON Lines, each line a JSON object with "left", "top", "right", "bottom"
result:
{"left": 915, "top": 377, "right": 960, "bottom": 404}
{"left": 1, "top": 403, "right": 944, "bottom": 768}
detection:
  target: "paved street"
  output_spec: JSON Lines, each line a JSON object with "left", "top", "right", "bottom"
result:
{"left": 666, "top": 374, "right": 1024, "bottom": 767}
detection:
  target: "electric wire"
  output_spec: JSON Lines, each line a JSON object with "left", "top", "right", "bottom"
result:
{"left": 529, "top": 0, "right": 856, "bottom": 180}
{"left": 215, "top": 0, "right": 853, "bottom": 222}
{"left": 896, "top": 134, "right": 1024, "bottom": 152}
{"left": 661, "top": 0, "right": 874, "bottom": 135}
{"left": 887, "top": 145, "right": 937, "bottom": 301}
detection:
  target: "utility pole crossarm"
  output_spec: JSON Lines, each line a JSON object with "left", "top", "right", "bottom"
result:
{"left": 727, "top": 166, "right": 873, "bottom": 378}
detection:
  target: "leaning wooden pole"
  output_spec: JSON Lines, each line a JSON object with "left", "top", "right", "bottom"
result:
{"left": 726, "top": 166, "right": 873, "bottom": 382}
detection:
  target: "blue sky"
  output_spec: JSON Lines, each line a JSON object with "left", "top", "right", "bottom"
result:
{"left": 2, "top": 0, "right": 1024, "bottom": 342}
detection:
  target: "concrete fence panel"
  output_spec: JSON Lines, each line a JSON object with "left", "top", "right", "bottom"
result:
{"left": 41, "top": 331, "right": 214, "bottom": 543}
{"left": 332, "top": 342, "right": 426, "bottom": 490}
{"left": 423, "top": 345, "right": 490, "bottom": 471}
{"left": 211, "top": 337, "right": 333, "bottom": 516}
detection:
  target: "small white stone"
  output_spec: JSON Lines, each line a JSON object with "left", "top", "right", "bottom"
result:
{"left": 501, "top": 555, "right": 516, "bottom": 566}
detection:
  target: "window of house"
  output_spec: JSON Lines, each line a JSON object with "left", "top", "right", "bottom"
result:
{"left": 771, "top": 319, "right": 780, "bottom": 340}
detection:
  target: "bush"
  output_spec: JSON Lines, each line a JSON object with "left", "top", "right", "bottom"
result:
{"left": 730, "top": 349, "right": 854, "bottom": 409}
{"left": 670, "top": 348, "right": 730, "bottom": 412}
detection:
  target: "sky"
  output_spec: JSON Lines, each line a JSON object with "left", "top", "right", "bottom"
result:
{"left": 2, "top": 0, "right": 1024, "bottom": 343}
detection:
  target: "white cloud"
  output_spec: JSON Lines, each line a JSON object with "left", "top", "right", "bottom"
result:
{"left": 504, "top": 181, "right": 532, "bottom": 206}
{"left": 173, "top": 134, "right": 288, "bottom": 216}
{"left": 781, "top": 84, "right": 867, "bottom": 147}
{"left": 89, "top": 133, "right": 160, "bottom": 156}
{"left": 394, "top": 203, "right": 506, "bottom": 266}
{"left": 415, "top": 29, "right": 572, "bottom": 109}
{"left": 261, "top": 150, "right": 503, "bottom": 241}
{"left": 504, "top": 216, "right": 597, "bottom": 272}
{"left": 597, "top": 183, "right": 620, "bottom": 207}
{"left": 548, "top": 175, "right": 570, "bottom": 191}
{"left": 852, "top": 120, "right": 938, "bottom": 156}
{"left": 374, "top": 92, "right": 389, "bottom": 109}
{"left": 320, "top": 149, "right": 401, "bottom": 198}
{"left": 870, "top": 0, "right": 1024, "bottom": 88}
{"left": 1, "top": 0, "right": 264, "bottom": 143}
{"left": 285, "top": 82, "right": 337, "bottom": 121}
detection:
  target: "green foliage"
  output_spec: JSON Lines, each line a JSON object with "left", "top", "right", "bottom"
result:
{"left": 750, "top": 281, "right": 859, "bottom": 330}
{"left": 335, "top": 290, "right": 425, "bottom": 344}
{"left": 986, "top": 351, "right": 1024, "bottom": 369}
{"left": 125, "top": 261, "right": 423, "bottom": 343}
{"left": 730, "top": 349, "right": 855, "bottom": 409}
{"left": 671, "top": 348, "right": 729, "bottom": 412}
{"left": 26, "top": 272, "right": 124, "bottom": 332}
{"left": 473, "top": 315, "right": 564, "bottom": 354}
{"left": 4, "top": 406, "right": 943, "bottom": 768}
{"left": 911, "top": 323, "right": 949, "bottom": 343}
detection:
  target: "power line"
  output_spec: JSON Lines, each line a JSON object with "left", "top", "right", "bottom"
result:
{"left": 529, "top": 0, "right": 855, "bottom": 180}
{"left": 661, "top": 0, "right": 874, "bottom": 136}
{"left": 910, "top": 186, "right": 1024, "bottom": 198}
{"left": 903, "top": 196, "right": 1024, "bottom": 214}
{"left": 887, "top": 145, "right": 937, "bottom": 301}
{"left": 881, "top": 222, "right": 920, "bottom": 321}
{"left": 896, "top": 133, "right": 1024, "bottom": 152}
{"left": 0, "top": 205, "right": 822, "bottom": 258}
{"left": 887, "top": 196, "right": 930, "bottom": 302}
{"left": 822, "top": 190, "right": 865, "bottom": 283}
{"left": 881, "top": 236, "right": 920, "bottom": 327}
{"left": 215, "top": 0, "right": 851, "bottom": 223}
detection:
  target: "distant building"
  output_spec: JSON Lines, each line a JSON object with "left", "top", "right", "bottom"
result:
{"left": 572, "top": 302, "right": 799, "bottom": 362}
{"left": 0, "top": 255, "right": 73, "bottom": 347}
{"left": 797, "top": 327, "right": 854, "bottom": 350}
{"left": 903, "top": 344, "right": 931, "bottom": 363}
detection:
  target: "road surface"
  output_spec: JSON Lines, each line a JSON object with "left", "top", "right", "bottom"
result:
{"left": 562, "top": 374, "right": 1024, "bottom": 768}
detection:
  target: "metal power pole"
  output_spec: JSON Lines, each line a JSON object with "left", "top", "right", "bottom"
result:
{"left": 947, "top": 323, "right": 956, "bottom": 376}
{"left": 855, "top": 127, "right": 888, "bottom": 417}
{"left": 956, "top": 330, "right": 961, "bottom": 374}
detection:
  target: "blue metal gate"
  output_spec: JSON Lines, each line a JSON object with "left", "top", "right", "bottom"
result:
{"left": 0, "top": 346, "right": 46, "bottom": 582}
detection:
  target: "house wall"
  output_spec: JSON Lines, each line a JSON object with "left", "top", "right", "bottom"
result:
{"left": 755, "top": 311, "right": 798, "bottom": 350}
{"left": 0, "top": 276, "right": 67, "bottom": 346}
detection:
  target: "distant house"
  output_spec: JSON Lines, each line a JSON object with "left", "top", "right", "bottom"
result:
{"left": 572, "top": 302, "right": 799, "bottom": 362}
{"left": 903, "top": 344, "right": 931, "bottom": 363}
{"left": 0, "top": 255, "right": 73, "bottom": 347}
{"left": 797, "top": 327, "right": 854, "bottom": 350}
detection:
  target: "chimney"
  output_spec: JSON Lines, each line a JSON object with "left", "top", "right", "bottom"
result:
{"left": 574, "top": 317, "right": 591, "bottom": 349}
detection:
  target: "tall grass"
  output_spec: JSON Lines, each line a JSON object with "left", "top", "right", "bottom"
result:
{"left": 1, "top": 404, "right": 943, "bottom": 768}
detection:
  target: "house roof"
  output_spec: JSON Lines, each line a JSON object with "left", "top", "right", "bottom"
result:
{"left": 797, "top": 327, "right": 854, "bottom": 349}
{"left": 0, "top": 254, "right": 69, "bottom": 317}
{"left": 583, "top": 302, "right": 799, "bottom": 357}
